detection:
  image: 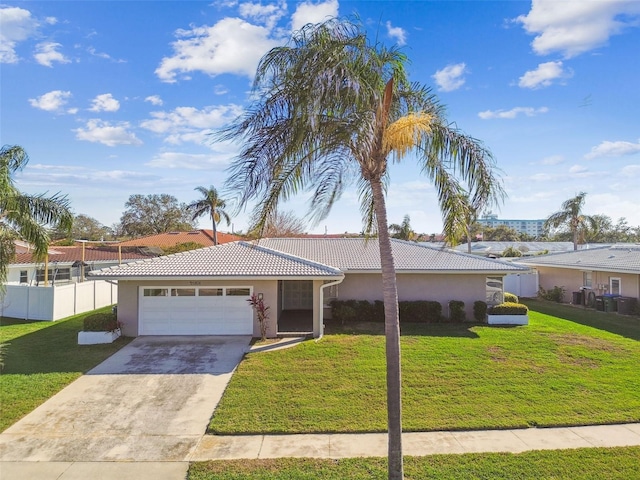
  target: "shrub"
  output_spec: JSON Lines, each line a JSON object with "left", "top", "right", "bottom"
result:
{"left": 448, "top": 300, "right": 466, "bottom": 322}
{"left": 400, "top": 301, "right": 442, "bottom": 323}
{"left": 331, "top": 300, "right": 442, "bottom": 323}
{"left": 333, "top": 304, "right": 356, "bottom": 325}
{"left": 83, "top": 312, "right": 119, "bottom": 332}
{"left": 501, "top": 246, "right": 522, "bottom": 257}
{"left": 538, "top": 285, "right": 565, "bottom": 303}
{"left": 504, "top": 292, "right": 519, "bottom": 303}
{"left": 473, "top": 301, "right": 488, "bottom": 322}
{"left": 488, "top": 302, "right": 529, "bottom": 315}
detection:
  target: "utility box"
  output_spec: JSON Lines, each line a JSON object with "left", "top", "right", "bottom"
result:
{"left": 617, "top": 297, "right": 638, "bottom": 315}
{"left": 603, "top": 295, "right": 618, "bottom": 313}
{"left": 572, "top": 291, "right": 582, "bottom": 305}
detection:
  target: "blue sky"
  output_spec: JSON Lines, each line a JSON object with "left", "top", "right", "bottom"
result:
{"left": 2, "top": 0, "right": 639, "bottom": 235}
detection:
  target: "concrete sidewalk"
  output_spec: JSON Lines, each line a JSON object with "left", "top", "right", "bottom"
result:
{"left": 192, "top": 423, "right": 640, "bottom": 460}
{"left": 2, "top": 423, "right": 639, "bottom": 479}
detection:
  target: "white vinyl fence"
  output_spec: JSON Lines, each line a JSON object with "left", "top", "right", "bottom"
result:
{"left": 504, "top": 272, "right": 539, "bottom": 298}
{"left": 1, "top": 280, "right": 117, "bottom": 321}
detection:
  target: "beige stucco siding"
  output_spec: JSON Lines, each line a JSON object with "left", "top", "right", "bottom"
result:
{"left": 536, "top": 267, "right": 640, "bottom": 301}
{"left": 336, "top": 272, "right": 489, "bottom": 318}
{"left": 116, "top": 279, "right": 278, "bottom": 337}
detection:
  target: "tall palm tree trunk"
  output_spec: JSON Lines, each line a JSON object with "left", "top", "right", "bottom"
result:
{"left": 212, "top": 214, "right": 218, "bottom": 246}
{"left": 370, "top": 177, "right": 404, "bottom": 479}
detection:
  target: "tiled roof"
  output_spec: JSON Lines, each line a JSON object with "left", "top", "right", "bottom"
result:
{"left": 257, "top": 238, "right": 529, "bottom": 273}
{"left": 12, "top": 246, "right": 156, "bottom": 265}
{"left": 449, "top": 241, "right": 576, "bottom": 255}
{"left": 117, "top": 230, "right": 242, "bottom": 247}
{"left": 515, "top": 244, "right": 640, "bottom": 274}
{"left": 90, "top": 241, "right": 343, "bottom": 278}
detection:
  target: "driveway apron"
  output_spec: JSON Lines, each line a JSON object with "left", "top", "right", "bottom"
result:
{"left": 0, "top": 336, "right": 251, "bottom": 462}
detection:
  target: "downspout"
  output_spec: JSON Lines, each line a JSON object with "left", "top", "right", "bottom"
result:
{"left": 317, "top": 276, "right": 344, "bottom": 340}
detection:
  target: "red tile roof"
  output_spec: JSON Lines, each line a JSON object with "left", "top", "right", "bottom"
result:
{"left": 12, "top": 245, "right": 156, "bottom": 265}
{"left": 116, "top": 230, "right": 242, "bottom": 248}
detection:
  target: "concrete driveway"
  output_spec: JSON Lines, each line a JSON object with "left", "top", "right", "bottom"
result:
{"left": 0, "top": 335, "right": 251, "bottom": 463}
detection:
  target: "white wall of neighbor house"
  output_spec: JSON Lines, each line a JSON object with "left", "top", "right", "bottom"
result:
{"left": 116, "top": 279, "right": 279, "bottom": 337}
{"left": 334, "top": 272, "right": 490, "bottom": 318}
{"left": 536, "top": 267, "right": 640, "bottom": 301}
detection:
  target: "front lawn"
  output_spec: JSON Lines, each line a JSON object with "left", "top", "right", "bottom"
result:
{"left": 189, "top": 447, "right": 640, "bottom": 480}
{"left": 209, "top": 300, "right": 640, "bottom": 434}
{"left": 0, "top": 307, "right": 132, "bottom": 431}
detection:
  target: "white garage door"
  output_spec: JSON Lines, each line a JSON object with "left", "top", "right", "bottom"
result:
{"left": 139, "top": 286, "right": 253, "bottom": 335}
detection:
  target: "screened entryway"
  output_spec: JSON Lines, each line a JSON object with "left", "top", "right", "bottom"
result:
{"left": 278, "top": 280, "right": 313, "bottom": 333}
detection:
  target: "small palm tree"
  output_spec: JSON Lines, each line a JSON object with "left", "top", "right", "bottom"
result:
{"left": 216, "top": 19, "right": 503, "bottom": 479}
{"left": 389, "top": 215, "right": 416, "bottom": 241}
{"left": 545, "top": 192, "right": 595, "bottom": 251}
{"left": 187, "top": 186, "right": 231, "bottom": 245}
{"left": 1, "top": 145, "right": 73, "bottom": 290}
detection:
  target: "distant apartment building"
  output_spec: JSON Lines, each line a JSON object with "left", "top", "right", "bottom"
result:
{"left": 477, "top": 213, "right": 545, "bottom": 237}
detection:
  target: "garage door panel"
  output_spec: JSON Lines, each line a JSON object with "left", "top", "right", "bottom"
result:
{"left": 139, "top": 286, "right": 253, "bottom": 335}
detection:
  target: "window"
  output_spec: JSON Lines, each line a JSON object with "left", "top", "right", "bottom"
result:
{"left": 583, "top": 271, "right": 592, "bottom": 288}
{"left": 226, "top": 287, "right": 251, "bottom": 296}
{"left": 199, "top": 288, "right": 223, "bottom": 296}
{"left": 143, "top": 288, "right": 168, "bottom": 297}
{"left": 610, "top": 277, "right": 621, "bottom": 296}
{"left": 171, "top": 288, "right": 195, "bottom": 297}
{"left": 486, "top": 276, "right": 503, "bottom": 304}
{"left": 36, "top": 268, "right": 70, "bottom": 282}
{"left": 19, "top": 270, "right": 28, "bottom": 284}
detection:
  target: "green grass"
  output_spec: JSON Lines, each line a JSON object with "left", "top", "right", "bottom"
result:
{"left": 209, "top": 300, "right": 640, "bottom": 434}
{"left": 0, "top": 307, "right": 133, "bottom": 432}
{"left": 189, "top": 447, "right": 640, "bottom": 479}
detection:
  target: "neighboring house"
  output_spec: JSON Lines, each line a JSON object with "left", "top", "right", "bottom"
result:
{"left": 515, "top": 244, "right": 640, "bottom": 305}
{"left": 449, "top": 241, "right": 576, "bottom": 257}
{"left": 6, "top": 245, "right": 156, "bottom": 286}
{"left": 90, "top": 238, "right": 529, "bottom": 338}
{"left": 3, "top": 245, "right": 157, "bottom": 321}
{"left": 116, "top": 230, "right": 242, "bottom": 249}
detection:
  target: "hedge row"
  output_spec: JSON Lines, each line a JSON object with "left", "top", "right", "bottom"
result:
{"left": 488, "top": 302, "right": 529, "bottom": 315}
{"left": 330, "top": 299, "right": 461, "bottom": 323}
{"left": 83, "top": 312, "right": 119, "bottom": 332}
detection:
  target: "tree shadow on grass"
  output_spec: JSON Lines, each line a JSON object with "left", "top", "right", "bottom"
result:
{"left": 324, "top": 320, "right": 480, "bottom": 338}
{"left": 0, "top": 316, "right": 131, "bottom": 375}
{"left": 523, "top": 299, "right": 640, "bottom": 342}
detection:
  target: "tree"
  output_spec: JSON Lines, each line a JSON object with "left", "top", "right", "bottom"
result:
{"left": 187, "top": 186, "right": 231, "bottom": 245}
{"left": 118, "top": 194, "right": 195, "bottom": 237}
{"left": 252, "top": 209, "right": 307, "bottom": 238}
{"left": 545, "top": 192, "right": 595, "bottom": 251}
{"left": 53, "top": 214, "right": 113, "bottom": 242}
{"left": 1, "top": 145, "right": 73, "bottom": 289}
{"left": 389, "top": 215, "right": 416, "bottom": 241}
{"left": 216, "top": 19, "right": 503, "bottom": 479}
{"left": 482, "top": 224, "right": 521, "bottom": 241}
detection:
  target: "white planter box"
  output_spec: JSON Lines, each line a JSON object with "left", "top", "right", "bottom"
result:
{"left": 487, "top": 314, "right": 528, "bottom": 325}
{"left": 78, "top": 329, "right": 121, "bottom": 345}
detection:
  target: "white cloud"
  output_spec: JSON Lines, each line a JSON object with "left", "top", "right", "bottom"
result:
{"left": 145, "top": 151, "right": 231, "bottom": 170}
{"left": 432, "top": 63, "right": 467, "bottom": 92}
{"left": 518, "top": 61, "right": 571, "bottom": 89}
{"left": 145, "top": 95, "right": 163, "bottom": 106}
{"left": 291, "top": 0, "right": 339, "bottom": 32}
{"left": 33, "top": 42, "right": 70, "bottom": 67}
{"left": 540, "top": 155, "right": 564, "bottom": 166}
{"left": 239, "top": 0, "right": 287, "bottom": 29}
{"left": 87, "top": 46, "right": 126, "bottom": 63}
{"left": 516, "top": 0, "right": 640, "bottom": 58}
{"left": 89, "top": 93, "right": 120, "bottom": 112}
{"left": 478, "top": 106, "right": 549, "bottom": 120}
{"left": 621, "top": 164, "right": 640, "bottom": 177}
{"left": 0, "top": 6, "right": 38, "bottom": 63}
{"left": 28, "top": 90, "right": 72, "bottom": 112}
{"left": 74, "top": 119, "right": 142, "bottom": 147}
{"left": 140, "top": 104, "right": 243, "bottom": 145}
{"left": 568, "top": 164, "right": 588, "bottom": 174}
{"left": 386, "top": 21, "right": 407, "bottom": 46}
{"left": 584, "top": 139, "right": 640, "bottom": 159}
{"left": 155, "top": 18, "right": 281, "bottom": 83}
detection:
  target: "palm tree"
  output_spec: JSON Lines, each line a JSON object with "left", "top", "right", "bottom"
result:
{"left": 187, "top": 186, "right": 231, "bottom": 245}
{"left": 1, "top": 145, "right": 73, "bottom": 290}
{"left": 545, "top": 192, "right": 595, "bottom": 251}
{"left": 216, "top": 19, "right": 503, "bottom": 479}
{"left": 389, "top": 215, "right": 417, "bottom": 241}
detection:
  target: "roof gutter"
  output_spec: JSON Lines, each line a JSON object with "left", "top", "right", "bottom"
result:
{"left": 318, "top": 277, "right": 345, "bottom": 340}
